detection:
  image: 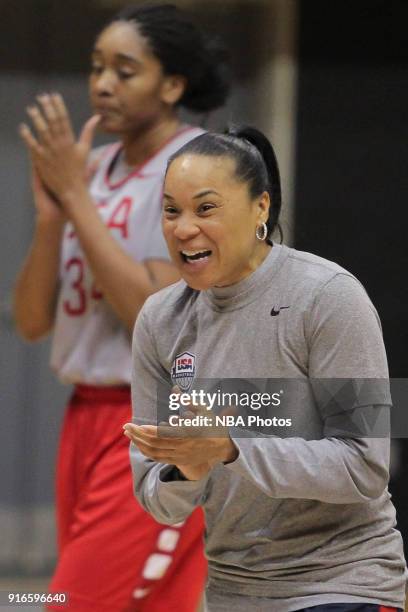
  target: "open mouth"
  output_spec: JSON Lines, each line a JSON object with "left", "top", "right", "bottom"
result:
{"left": 181, "top": 249, "right": 212, "bottom": 263}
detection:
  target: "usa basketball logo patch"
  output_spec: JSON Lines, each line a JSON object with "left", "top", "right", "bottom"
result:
{"left": 171, "top": 351, "right": 196, "bottom": 391}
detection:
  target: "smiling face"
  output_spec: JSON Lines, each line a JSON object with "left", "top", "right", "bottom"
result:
{"left": 162, "top": 154, "right": 271, "bottom": 290}
{"left": 89, "top": 21, "right": 185, "bottom": 135}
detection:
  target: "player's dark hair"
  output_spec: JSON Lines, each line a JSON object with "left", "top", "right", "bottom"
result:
{"left": 110, "top": 3, "right": 230, "bottom": 112}
{"left": 167, "top": 126, "right": 283, "bottom": 242}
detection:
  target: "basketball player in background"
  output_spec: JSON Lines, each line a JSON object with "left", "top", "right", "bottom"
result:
{"left": 14, "top": 4, "right": 229, "bottom": 610}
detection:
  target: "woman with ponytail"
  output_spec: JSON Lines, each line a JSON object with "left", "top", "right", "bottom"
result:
{"left": 125, "top": 127, "right": 407, "bottom": 610}
{"left": 15, "top": 4, "right": 230, "bottom": 610}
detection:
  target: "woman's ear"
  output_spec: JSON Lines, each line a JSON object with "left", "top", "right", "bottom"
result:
{"left": 161, "top": 75, "right": 187, "bottom": 106}
{"left": 257, "top": 191, "right": 271, "bottom": 224}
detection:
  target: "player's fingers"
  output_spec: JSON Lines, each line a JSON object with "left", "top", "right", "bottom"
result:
{"left": 36, "top": 93, "right": 59, "bottom": 133}
{"left": 162, "top": 422, "right": 199, "bottom": 439}
{"left": 134, "top": 438, "right": 183, "bottom": 463}
{"left": 133, "top": 440, "right": 176, "bottom": 463}
{"left": 50, "top": 92, "right": 75, "bottom": 140}
{"left": 128, "top": 434, "right": 177, "bottom": 454}
{"left": 25, "top": 105, "right": 53, "bottom": 146}
{"left": 125, "top": 422, "right": 186, "bottom": 442}
{"left": 123, "top": 423, "right": 158, "bottom": 439}
{"left": 19, "top": 123, "right": 44, "bottom": 157}
{"left": 123, "top": 424, "right": 178, "bottom": 448}
{"left": 78, "top": 115, "right": 101, "bottom": 150}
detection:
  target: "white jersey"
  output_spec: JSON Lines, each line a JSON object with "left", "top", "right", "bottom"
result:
{"left": 50, "top": 126, "right": 203, "bottom": 385}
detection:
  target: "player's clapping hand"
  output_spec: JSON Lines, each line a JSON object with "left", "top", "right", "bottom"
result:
{"left": 19, "top": 93, "right": 100, "bottom": 210}
{"left": 31, "top": 165, "right": 66, "bottom": 225}
{"left": 123, "top": 386, "right": 238, "bottom": 481}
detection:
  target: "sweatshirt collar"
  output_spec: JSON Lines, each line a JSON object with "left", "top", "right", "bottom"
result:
{"left": 202, "top": 243, "right": 289, "bottom": 312}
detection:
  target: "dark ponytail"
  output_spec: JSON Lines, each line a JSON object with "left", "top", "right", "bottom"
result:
{"left": 167, "top": 125, "right": 283, "bottom": 242}
{"left": 226, "top": 126, "right": 282, "bottom": 242}
{"left": 111, "top": 3, "right": 230, "bottom": 112}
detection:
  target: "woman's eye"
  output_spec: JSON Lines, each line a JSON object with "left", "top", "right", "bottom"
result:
{"left": 163, "top": 206, "right": 178, "bottom": 215}
{"left": 198, "top": 203, "right": 215, "bottom": 214}
{"left": 91, "top": 64, "right": 103, "bottom": 75}
{"left": 118, "top": 70, "right": 134, "bottom": 80}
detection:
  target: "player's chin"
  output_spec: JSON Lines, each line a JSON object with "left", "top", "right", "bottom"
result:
{"left": 97, "top": 116, "right": 125, "bottom": 134}
{"left": 182, "top": 272, "right": 215, "bottom": 291}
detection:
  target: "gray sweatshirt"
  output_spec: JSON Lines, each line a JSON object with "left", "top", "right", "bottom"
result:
{"left": 130, "top": 244, "right": 407, "bottom": 609}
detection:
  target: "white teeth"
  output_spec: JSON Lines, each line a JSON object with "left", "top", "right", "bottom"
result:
{"left": 182, "top": 250, "right": 207, "bottom": 256}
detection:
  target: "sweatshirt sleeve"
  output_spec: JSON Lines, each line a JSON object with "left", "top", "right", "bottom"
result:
{"left": 130, "top": 304, "right": 208, "bottom": 524}
{"left": 225, "top": 274, "right": 392, "bottom": 504}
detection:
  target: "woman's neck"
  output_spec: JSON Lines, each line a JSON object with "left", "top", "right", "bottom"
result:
{"left": 121, "top": 114, "right": 183, "bottom": 167}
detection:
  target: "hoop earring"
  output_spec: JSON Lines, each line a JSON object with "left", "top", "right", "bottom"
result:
{"left": 256, "top": 222, "right": 268, "bottom": 241}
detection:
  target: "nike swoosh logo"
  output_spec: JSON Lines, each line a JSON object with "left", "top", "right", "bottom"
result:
{"left": 270, "top": 306, "right": 290, "bottom": 317}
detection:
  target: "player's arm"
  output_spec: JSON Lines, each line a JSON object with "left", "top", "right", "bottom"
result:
{"left": 13, "top": 168, "right": 64, "bottom": 341}
{"left": 224, "top": 275, "right": 391, "bottom": 504}
{"left": 52, "top": 194, "right": 179, "bottom": 331}
{"left": 20, "top": 94, "right": 179, "bottom": 332}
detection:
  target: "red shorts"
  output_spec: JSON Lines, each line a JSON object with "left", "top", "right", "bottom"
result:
{"left": 47, "top": 385, "right": 207, "bottom": 612}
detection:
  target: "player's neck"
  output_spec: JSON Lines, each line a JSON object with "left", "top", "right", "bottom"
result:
{"left": 121, "top": 114, "right": 183, "bottom": 168}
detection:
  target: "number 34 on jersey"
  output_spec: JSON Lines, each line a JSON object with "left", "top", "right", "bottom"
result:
{"left": 62, "top": 197, "right": 133, "bottom": 317}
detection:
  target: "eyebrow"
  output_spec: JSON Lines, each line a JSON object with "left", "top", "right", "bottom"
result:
{"left": 192, "top": 189, "right": 221, "bottom": 199}
{"left": 92, "top": 49, "right": 142, "bottom": 66}
{"left": 163, "top": 189, "right": 221, "bottom": 202}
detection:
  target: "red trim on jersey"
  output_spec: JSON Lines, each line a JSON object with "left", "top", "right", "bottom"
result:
{"left": 379, "top": 607, "right": 400, "bottom": 612}
{"left": 104, "top": 126, "right": 200, "bottom": 190}
{"left": 87, "top": 143, "right": 119, "bottom": 183}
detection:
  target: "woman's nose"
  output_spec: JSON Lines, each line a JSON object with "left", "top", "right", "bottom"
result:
{"left": 173, "top": 216, "right": 200, "bottom": 240}
{"left": 93, "top": 70, "right": 116, "bottom": 95}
